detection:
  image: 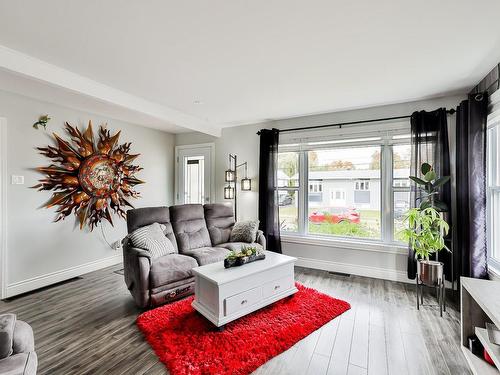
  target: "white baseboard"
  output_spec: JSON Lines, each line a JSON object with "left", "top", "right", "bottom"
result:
{"left": 295, "top": 256, "right": 412, "bottom": 283}
{"left": 5, "top": 254, "right": 122, "bottom": 298}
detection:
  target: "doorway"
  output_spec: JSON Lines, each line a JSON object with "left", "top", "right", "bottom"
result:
{"left": 175, "top": 143, "right": 215, "bottom": 205}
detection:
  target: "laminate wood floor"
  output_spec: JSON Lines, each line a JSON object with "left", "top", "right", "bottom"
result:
{"left": 0, "top": 265, "right": 471, "bottom": 375}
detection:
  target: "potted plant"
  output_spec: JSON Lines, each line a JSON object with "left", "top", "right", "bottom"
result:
{"left": 224, "top": 246, "right": 265, "bottom": 268}
{"left": 402, "top": 162, "right": 451, "bottom": 286}
{"left": 401, "top": 207, "right": 450, "bottom": 285}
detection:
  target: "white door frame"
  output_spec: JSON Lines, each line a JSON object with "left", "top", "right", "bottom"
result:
{"left": 174, "top": 143, "right": 215, "bottom": 205}
{"left": 0, "top": 118, "right": 7, "bottom": 299}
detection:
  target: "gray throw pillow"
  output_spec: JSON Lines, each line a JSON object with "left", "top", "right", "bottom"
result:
{"left": 230, "top": 220, "right": 260, "bottom": 243}
{"left": 129, "top": 222, "right": 175, "bottom": 258}
{"left": 0, "top": 314, "right": 16, "bottom": 359}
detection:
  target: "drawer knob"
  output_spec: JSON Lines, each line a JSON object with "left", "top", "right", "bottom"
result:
{"left": 274, "top": 285, "right": 280, "bottom": 290}
{"left": 241, "top": 299, "right": 248, "bottom": 305}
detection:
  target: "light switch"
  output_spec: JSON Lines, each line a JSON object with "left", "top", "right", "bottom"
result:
{"left": 11, "top": 175, "right": 24, "bottom": 185}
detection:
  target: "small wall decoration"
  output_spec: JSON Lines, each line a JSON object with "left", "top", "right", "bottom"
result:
{"left": 33, "top": 121, "right": 144, "bottom": 230}
{"left": 33, "top": 115, "right": 51, "bottom": 130}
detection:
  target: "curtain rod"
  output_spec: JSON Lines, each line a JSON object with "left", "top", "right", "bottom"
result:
{"left": 256, "top": 108, "right": 456, "bottom": 135}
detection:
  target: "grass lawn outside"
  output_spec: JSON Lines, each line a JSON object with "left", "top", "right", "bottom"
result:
{"left": 279, "top": 205, "right": 382, "bottom": 238}
{"left": 279, "top": 204, "right": 408, "bottom": 243}
{"left": 308, "top": 221, "right": 376, "bottom": 238}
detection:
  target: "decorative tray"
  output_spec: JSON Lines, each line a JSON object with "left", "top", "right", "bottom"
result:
{"left": 224, "top": 250, "right": 266, "bottom": 269}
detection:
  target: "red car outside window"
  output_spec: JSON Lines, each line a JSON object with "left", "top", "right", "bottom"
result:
{"left": 309, "top": 208, "right": 360, "bottom": 224}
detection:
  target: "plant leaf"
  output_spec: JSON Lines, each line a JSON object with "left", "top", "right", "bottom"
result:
{"left": 433, "top": 176, "right": 451, "bottom": 189}
{"left": 424, "top": 170, "right": 437, "bottom": 182}
{"left": 433, "top": 200, "right": 448, "bottom": 212}
{"left": 421, "top": 163, "right": 432, "bottom": 175}
{"left": 420, "top": 201, "right": 431, "bottom": 210}
{"left": 409, "top": 176, "right": 427, "bottom": 186}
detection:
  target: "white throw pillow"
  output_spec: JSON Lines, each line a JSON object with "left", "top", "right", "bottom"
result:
{"left": 129, "top": 222, "right": 175, "bottom": 258}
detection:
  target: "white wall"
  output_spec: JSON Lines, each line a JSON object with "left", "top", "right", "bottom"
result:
{"left": 0, "top": 90, "right": 175, "bottom": 297}
{"left": 176, "top": 94, "right": 465, "bottom": 282}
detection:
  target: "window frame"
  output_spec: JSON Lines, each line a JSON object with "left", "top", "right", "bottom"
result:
{"left": 391, "top": 144, "right": 412, "bottom": 243}
{"left": 487, "top": 101, "right": 500, "bottom": 273}
{"left": 277, "top": 151, "right": 302, "bottom": 234}
{"left": 278, "top": 123, "right": 411, "bottom": 251}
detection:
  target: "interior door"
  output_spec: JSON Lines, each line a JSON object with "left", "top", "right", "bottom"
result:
{"left": 176, "top": 144, "right": 214, "bottom": 205}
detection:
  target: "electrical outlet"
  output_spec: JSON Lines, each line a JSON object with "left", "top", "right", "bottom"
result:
{"left": 111, "top": 240, "right": 122, "bottom": 250}
{"left": 11, "top": 175, "right": 24, "bottom": 185}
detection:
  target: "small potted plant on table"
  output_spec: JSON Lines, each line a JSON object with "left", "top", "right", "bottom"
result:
{"left": 224, "top": 246, "right": 266, "bottom": 268}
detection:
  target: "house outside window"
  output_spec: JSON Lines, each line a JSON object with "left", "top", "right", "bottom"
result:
{"left": 330, "top": 189, "right": 346, "bottom": 206}
{"left": 354, "top": 179, "right": 371, "bottom": 205}
{"left": 333, "top": 190, "right": 345, "bottom": 199}
{"left": 308, "top": 180, "right": 323, "bottom": 207}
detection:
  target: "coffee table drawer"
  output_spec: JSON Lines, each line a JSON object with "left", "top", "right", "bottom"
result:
{"left": 225, "top": 287, "right": 262, "bottom": 316}
{"left": 263, "top": 275, "right": 294, "bottom": 299}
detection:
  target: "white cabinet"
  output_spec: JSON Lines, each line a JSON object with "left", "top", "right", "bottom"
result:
{"left": 192, "top": 251, "right": 298, "bottom": 327}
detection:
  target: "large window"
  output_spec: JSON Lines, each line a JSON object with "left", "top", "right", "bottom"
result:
{"left": 488, "top": 120, "right": 500, "bottom": 270}
{"left": 308, "top": 146, "right": 381, "bottom": 239}
{"left": 278, "top": 128, "right": 410, "bottom": 245}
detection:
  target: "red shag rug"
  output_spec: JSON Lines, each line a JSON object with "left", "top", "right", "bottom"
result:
{"left": 136, "top": 283, "right": 350, "bottom": 375}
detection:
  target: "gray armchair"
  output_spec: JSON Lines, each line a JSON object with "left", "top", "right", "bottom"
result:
{"left": 123, "top": 203, "right": 266, "bottom": 308}
{"left": 0, "top": 314, "right": 37, "bottom": 375}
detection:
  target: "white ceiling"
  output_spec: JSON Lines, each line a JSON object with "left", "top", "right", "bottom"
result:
{"left": 1, "top": 1, "right": 500, "bottom": 134}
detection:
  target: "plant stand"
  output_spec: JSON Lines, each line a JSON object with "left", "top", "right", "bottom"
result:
{"left": 416, "top": 277, "right": 446, "bottom": 317}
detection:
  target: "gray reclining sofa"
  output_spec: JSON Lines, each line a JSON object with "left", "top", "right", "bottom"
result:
{"left": 0, "top": 314, "right": 37, "bottom": 375}
{"left": 123, "top": 203, "right": 266, "bottom": 308}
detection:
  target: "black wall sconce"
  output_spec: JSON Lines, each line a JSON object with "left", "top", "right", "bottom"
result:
{"left": 223, "top": 185, "right": 235, "bottom": 199}
{"left": 224, "top": 154, "right": 252, "bottom": 219}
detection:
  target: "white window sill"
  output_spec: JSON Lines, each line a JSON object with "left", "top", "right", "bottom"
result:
{"left": 281, "top": 234, "right": 407, "bottom": 255}
{"left": 489, "top": 268, "right": 500, "bottom": 282}
{"left": 488, "top": 259, "right": 500, "bottom": 281}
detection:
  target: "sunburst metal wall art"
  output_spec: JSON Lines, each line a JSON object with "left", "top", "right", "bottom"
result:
{"left": 33, "top": 121, "right": 144, "bottom": 231}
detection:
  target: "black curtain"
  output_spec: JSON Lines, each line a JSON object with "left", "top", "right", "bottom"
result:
{"left": 407, "top": 108, "right": 451, "bottom": 279}
{"left": 258, "top": 129, "right": 282, "bottom": 253}
{"left": 456, "top": 93, "right": 489, "bottom": 279}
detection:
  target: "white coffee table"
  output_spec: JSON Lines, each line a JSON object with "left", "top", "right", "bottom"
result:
{"left": 191, "top": 251, "right": 298, "bottom": 328}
